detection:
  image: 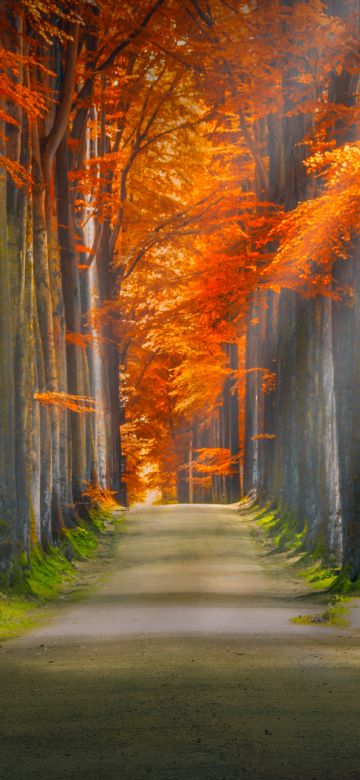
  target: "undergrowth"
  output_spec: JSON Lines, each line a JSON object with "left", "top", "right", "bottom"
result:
{"left": 0, "top": 505, "right": 124, "bottom": 641}
{"left": 251, "top": 503, "right": 355, "bottom": 628}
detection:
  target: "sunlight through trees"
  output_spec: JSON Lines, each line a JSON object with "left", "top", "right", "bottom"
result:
{"left": 0, "top": 0, "right": 360, "bottom": 581}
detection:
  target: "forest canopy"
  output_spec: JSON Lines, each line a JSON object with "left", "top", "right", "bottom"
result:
{"left": 1, "top": 0, "right": 360, "bottom": 579}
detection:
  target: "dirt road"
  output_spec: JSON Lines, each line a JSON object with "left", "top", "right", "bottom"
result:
{"left": 1, "top": 505, "right": 360, "bottom": 779}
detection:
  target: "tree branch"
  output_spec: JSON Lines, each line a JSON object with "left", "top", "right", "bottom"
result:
{"left": 190, "top": 0, "right": 213, "bottom": 27}
{"left": 43, "top": 22, "right": 80, "bottom": 182}
{"left": 139, "top": 111, "right": 213, "bottom": 152}
{"left": 121, "top": 194, "right": 224, "bottom": 281}
{"left": 75, "top": 0, "right": 165, "bottom": 106}
{"left": 97, "top": 0, "right": 166, "bottom": 74}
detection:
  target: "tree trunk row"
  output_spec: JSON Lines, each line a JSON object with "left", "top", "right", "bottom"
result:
{"left": 0, "top": 12, "right": 126, "bottom": 579}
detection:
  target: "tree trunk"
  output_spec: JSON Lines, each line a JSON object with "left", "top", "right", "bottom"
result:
{"left": 0, "top": 103, "right": 17, "bottom": 571}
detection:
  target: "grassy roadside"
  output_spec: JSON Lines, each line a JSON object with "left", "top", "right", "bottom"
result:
{"left": 0, "top": 506, "right": 127, "bottom": 642}
{"left": 243, "top": 502, "right": 355, "bottom": 628}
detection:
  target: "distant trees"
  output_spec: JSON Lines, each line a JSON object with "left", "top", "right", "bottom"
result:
{"left": 119, "top": 0, "right": 360, "bottom": 582}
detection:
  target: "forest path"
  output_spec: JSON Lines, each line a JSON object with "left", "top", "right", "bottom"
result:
{"left": 1, "top": 505, "right": 360, "bottom": 779}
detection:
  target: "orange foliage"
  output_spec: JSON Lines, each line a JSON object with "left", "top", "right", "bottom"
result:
{"left": 192, "top": 448, "right": 238, "bottom": 478}
{"left": 3, "top": 0, "right": 357, "bottom": 502}
{"left": 261, "top": 372, "right": 277, "bottom": 395}
{"left": 264, "top": 143, "right": 360, "bottom": 298}
{"left": 82, "top": 482, "right": 119, "bottom": 508}
{"left": 65, "top": 332, "right": 92, "bottom": 349}
{"left": 113, "top": 0, "right": 359, "bottom": 500}
{"left": 34, "top": 392, "right": 96, "bottom": 414}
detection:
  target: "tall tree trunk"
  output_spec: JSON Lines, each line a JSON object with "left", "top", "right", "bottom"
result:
{"left": 32, "top": 127, "right": 64, "bottom": 536}
{"left": 0, "top": 103, "right": 17, "bottom": 571}
{"left": 14, "top": 118, "right": 35, "bottom": 553}
{"left": 57, "top": 137, "right": 88, "bottom": 503}
{"left": 96, "top": 224, "right": 127, "bottom": 504}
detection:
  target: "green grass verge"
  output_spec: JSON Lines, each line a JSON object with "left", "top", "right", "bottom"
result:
{"left": 253, "top": 504, "right": 339, "bottom": 589}
{"left": 256, "top": 506, "right": 307, "bottom": 553}
{"left": 290, "top": 596, "right": 351, "bottom": 628}
{"left": 295, "top": 557, "right": 339, "bottom": 591}
{"left": 251, "top": 503, "right": 354, "bottom": 628}
{"left": 0, "top": 596, "right": 40, "bottom": 641}
{"left": 0, "top": 506, "right": 124, "bottom": 641}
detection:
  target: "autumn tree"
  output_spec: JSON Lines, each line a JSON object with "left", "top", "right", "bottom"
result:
{"left": 1, "top": 0, "right": 360, "bottom": 585}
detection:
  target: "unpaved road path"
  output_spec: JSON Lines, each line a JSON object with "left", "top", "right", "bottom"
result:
{"left": 1, "top": 505, "right": 360, "bottom": 779}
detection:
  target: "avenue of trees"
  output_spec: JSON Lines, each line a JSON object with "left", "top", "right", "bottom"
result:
{"left": 1, "top": 0, "right": 360, "bottom": 579}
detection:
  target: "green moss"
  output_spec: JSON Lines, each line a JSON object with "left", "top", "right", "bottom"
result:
{"left": 255, "top": 504, "right": 307, "bottom": 553}
{"left": 291, "top": 596, "right": 350, "bottom": 629}
{"left": 249, "top": 504, "right": 355, "bottom": 629}
{"left": 325, "top": 568, "right": 360, "bottom": 595}
{"left": 295, "top": 557, "right": 338, "bottom": 590}
{"left": 13, "top": 545, "right": 75, "bottom": 600}
{"left": 0, "top": 506, "right": 124, "bottom": 640}
{"left": 252, "top": 503, "right": 340, "bottom": 590}
{"left": 0, "top": 596, "right": 41, "bottom": 641}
